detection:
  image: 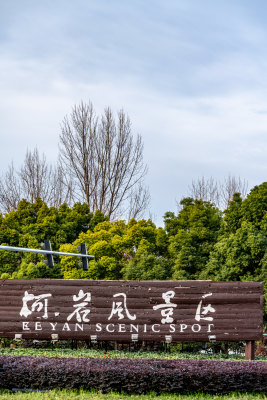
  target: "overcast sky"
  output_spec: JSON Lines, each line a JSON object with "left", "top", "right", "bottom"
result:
{"left": 0, "top": 0, "right": 266, "bottom": 225}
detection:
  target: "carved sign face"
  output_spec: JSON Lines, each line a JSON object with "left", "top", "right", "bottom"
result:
{"left": 0, "top": 279, "right": 263, "bottom": 342}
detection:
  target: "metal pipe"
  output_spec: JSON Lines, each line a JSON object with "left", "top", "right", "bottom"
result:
{"left": 0, "top": 245, "right": 94, "bottom": 259}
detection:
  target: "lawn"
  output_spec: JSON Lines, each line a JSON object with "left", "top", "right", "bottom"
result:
{"left": 0, "top": 347, "right": 266, "bottom": 361}
{"left": 0, "top": 389, "right": 267, "bottom": 400}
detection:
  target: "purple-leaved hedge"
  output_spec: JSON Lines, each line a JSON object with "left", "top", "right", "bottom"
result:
{"left": 0, "top": 355, "right": 266, "bottom": 394}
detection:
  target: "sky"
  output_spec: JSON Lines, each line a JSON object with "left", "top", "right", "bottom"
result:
{"left": 0, "top": 0, "right": 267, "bottom": 225}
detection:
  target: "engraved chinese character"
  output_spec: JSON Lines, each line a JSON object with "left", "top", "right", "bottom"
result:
{"left": 153, "top": 290, "right": 177, "bottom": 324}
{"left": 108, "top": 293, "right": 136, "bottom": 321}
{"left": 67, "top": 289, "right": 91, "bottom": 322}
{"left": 20, "top": 291, "right": 52, "bottom": 319}
{"left": 195, "top": 293, "right": 216, "bottom": 322}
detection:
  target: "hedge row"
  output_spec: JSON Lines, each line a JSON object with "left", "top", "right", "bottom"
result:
{"left": 0, "top": 355, "right": 266, "bottom": 394}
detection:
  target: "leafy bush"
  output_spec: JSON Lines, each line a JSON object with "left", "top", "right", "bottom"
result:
{"left": 255, "top": 341, "right": 267, "bottom": 357}
{"left": 0, "top": 356, "right": 266, "bottom": 394}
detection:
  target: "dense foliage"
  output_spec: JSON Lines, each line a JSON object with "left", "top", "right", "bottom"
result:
{"left": 0, "top": 199, "right": 107, "bottom": 279}
{"left": 0, "top": 355, "right": 266, "bottom": 394}
{"left": 0, "top": 182, "right": 266, "bottom": 315}
{"left": 59, "top": 219, "right": 169, "bottom": 280}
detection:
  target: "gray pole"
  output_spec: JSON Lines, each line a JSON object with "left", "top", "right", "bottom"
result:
{"left": 0, "top": 245, "right": 94, "bottom": 259}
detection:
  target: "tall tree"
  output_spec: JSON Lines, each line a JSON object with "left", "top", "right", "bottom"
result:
{"left": 20, "top": 148, "right": 57, "bottom": 204}
{"left": 59, "top": 101, "right": 149, "bottom": 219}
{"left": 0, "top": 148, "right": 71, "bottom": 213}
{"left": 201, "top": 182, "right": 267, "bottom": 318}
{"left": 188, "top": 175, "right": 248, "bottom": 210}
{"left": 167, "top": 198, "right": 222, "bottom": 280}
{"left": 240, "top": 182, "right": 267, "bottom": 228}
{"left": 188, "top": 176, "right": 220, "bottom": 207}
{"left": 0, "top": 163, "right": 21, "bottom": 213}
{"left": 220, "top": 175, "right": 248, "bottom": 209}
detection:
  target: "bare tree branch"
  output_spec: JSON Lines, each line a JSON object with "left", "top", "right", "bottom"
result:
{"left": 0, "top": 101, "right": 149, "bottom": 217}
{"left": 220, "top": 175, "right": 248, "bottom": 209}
{"left": 127, "top": 183, "right": 150, "bottom": 220}
{"left": 188, "top": 176, "right": 220, "bottom": 206}
{"left": 0, "top": 163, "right": 21, "bottom": 213}
{"left": 59, "top": 101, "right": 149, "bottom": 219}
{"left": 188, "top": 175, "right": 249, "bottom": 209}
{"left": 19, "top": 148, "right": 53, "bottom": 203}
{"left": 0, "top": 148, "right": 71, "bottom": 213}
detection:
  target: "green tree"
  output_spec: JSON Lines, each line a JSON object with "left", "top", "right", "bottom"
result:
{"left": 122, "top": 250, "right": 171, "bottom": 280}
{"left": 204, "top": 182, "right": 267, "bottom": 282}
{"left": 12, "top": 261, "right": 61, "bottom": 279}
{"left": 202, "top": 220, "right": 266, "bottom": 281}
{"left": 223, "top": 192, "right": 243, "bottom": 233}
{"left": 240, "top": 182, "right": 267, "bottom": 228}
{"left": 202, "top": 182, "right": 267, "bottom": 318}
{"left": 0, "top": 198, "right": 107, "bottom": 277}
{"left": 167, "top": 198, "right": 222, "bottom": 280}
{"left": 60, "top": 219, "right": 170, "bottom": 280}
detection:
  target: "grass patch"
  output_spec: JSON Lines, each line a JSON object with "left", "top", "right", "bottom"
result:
{"left": 0, "top": 347, "right": 266, "bottom": 361}
{"left": 0, "top": 389, "right": 267, "bottom": 400}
